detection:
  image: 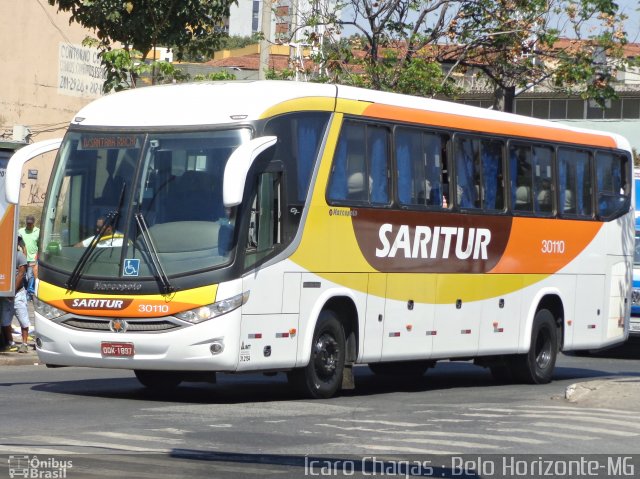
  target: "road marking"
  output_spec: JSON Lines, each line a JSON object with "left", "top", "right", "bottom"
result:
{"left": 512, "top": 404, "right": 632, "bottom": 414}
{"left": 468, "top": 407, "right": 518, "bottom": 413}
{"left": 23, "top": 435, "right": 169, "bottom": 453}
{"left": 520, "top": 414, "right": 640, "bottom": 430}
{"left": 318, "top": 423, "right": 544, "bottom": 445}
{"left": 370, "top": 436, "right": 503, "bottom": 450}
{"left": 459, "top": 413, "right": 509, "bottom": 418}
{"left": 357, "top": 444, "right": 463, "bottom": 455}
{"left": 486, "top": 427, "right": 596, "bottom": 441}
{"left": 331, "top": 418, "right": 424, "bottom": 427}
{"left": 146, "top": 428, "right": 187, "bottom": 436}
{"left": 0, "top": 445, "right": 76, "bottom": 455}
{"left": 87, "top": 432, "right": 183, "bottom": 444}
{"left": 531, "top": 422, "right": 638, "bottom": 437}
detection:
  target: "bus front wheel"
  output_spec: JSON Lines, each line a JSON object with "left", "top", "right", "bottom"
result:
{"left": 510, "top": 308, "right": 558, "bottom": 384}
{"left": 287, "top": 310, "right": 345, "bottom": 399}
{"left": 134, "top": 370, "right": 183, "bottom": 390}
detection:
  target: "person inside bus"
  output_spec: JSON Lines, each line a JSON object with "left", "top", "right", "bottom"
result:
{"left": 75, "top": 217, "right": 124, "bottom": 248}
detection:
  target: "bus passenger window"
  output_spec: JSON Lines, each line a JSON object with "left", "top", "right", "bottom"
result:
{"left": 395, "top": 128, "right": 445, "bottom": 208}
{"left": 509, "top": 144, "right": 533, "bottom": 213}
{"left": 558, "top": 148, "right": 592, "bottom": 217}
{"left": 596, "top": 151, "right": 630, "bottom": 219}
{"left": 454, "top": 136, "right": 504, "bottom": 211}
{"left": 327, "top": 121, "right": 390, "bottom": 206}
{"left": 532, "top": 146, "right": 553, "bottom": 216}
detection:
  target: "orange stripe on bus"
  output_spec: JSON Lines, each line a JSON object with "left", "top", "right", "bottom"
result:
{"left": 363, "top": 104, "right": 617, "bottom": 148}
{"left": 0, "top": 205, "right": 16, "bottom": 294}
{"left": 489, "top": 217, "right": 603, "bottom": 274}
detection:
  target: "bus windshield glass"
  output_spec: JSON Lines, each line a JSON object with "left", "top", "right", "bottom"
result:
{"left": 40, "top": 128, "right": 251, "bottom": 279}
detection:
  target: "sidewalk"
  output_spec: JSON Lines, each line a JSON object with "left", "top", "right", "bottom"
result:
{"left": 0, "top": 347, "right": 40, "bottom": 366}
{"left": 564, "top": 377, "right": 640, "bottom": 410}
{"left": 0, "top": 300, "right": 41, "bottom": 366}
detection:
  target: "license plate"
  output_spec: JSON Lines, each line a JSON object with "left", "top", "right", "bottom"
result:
{"left": 101, "top": 342, "right": 134, "bottom": 357}
{"left": 630, "top": 323, "right": 640, "bottom": 332}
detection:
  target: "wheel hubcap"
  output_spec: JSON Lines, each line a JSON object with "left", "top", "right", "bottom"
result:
{"left": 535, "top": 328, "right": 552, "bottom": 369}
{"left": 313, "top": 333, "right": 339, "bottom": 380}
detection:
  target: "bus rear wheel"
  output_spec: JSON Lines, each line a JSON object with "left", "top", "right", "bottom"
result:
{"left": 510, "top": 309, "right": 558, "bottom": 384}
{"left": 134, "top": 370, "right": 183, "bottom": 390}
{"left": 287, "top": 310, "right": 345, "bottom": 399}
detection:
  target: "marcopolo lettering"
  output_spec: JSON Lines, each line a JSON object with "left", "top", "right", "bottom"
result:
{"left": 376, "top": 223, "right": 492, "bottom": 260}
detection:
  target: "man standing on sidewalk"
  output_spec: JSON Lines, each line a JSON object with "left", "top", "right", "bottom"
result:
{"left": 0, "top": 237, "right": 30, "bottom": 353}
{"left": 18, "top": 215, "right": 39, "bottom": 297}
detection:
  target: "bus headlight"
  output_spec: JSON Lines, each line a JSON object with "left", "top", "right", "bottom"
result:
{"left": 33, "top": 297, "right": 66, "bottom": 320}
{"left": 175, "top": 291, "right": 249, "bottom": 324}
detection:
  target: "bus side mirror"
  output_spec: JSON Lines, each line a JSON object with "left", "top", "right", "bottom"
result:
{"left": 223, "top": 136, "right": 277, "bottom": 208}
{"left": 5, "top": 139, "right": 62, "bottom": 204}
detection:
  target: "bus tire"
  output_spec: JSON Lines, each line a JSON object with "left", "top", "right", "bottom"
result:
{"left": 287, "top": 310, "right": 345, "bottom": 399}
{"left": 134, "top": 370, "right": 183, "bottom": 389}
{"left": 510, "top": 309, "right": 558, "bottom": 384}
{"left": 369, "top": 360, "right": 431, "bottom": 377}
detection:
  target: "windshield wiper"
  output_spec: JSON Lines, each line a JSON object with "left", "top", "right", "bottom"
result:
{"left": 134, "top": 212, "right": 175, "bottom": 296}
{"left": 66, "top": 183, "right": 126, "bottom": 291}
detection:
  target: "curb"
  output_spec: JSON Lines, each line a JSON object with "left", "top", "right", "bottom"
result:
{"left": 0, "top": 351, "right": 41, "bottom": 366}
{"left": 565, "top": 377, "right": 640, "bottom": 409}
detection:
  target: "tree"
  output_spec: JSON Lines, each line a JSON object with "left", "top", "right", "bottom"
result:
{"left": 283, "top": 0, "right": 463, "bottom": 97}
{"left": 289, "top": 1, "right": 629, "bottom": 112}
{"left": 48, "top": 0, "right": 235, "bottom": 90}
{"left": 442, "top": 0, "right": 629, "bottom": 112}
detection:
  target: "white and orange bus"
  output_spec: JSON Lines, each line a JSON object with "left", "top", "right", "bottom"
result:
{"left": 5, "top": 81, "right": 633, "bottom": 398}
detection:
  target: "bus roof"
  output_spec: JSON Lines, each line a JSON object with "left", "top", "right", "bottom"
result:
{"left": 71, "top": 80, "right": 631, "bottom": 152}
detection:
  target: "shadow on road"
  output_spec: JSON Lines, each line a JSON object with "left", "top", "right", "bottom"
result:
{"left": 28, "top": 355, "right": 640, "bottom": 404}
{"left": 566, "top": 336, "right": 640, "bottom": 360}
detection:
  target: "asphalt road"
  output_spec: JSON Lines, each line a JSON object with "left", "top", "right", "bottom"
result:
{"left": 1, "top": 341, "right": 639, "bottom": 478}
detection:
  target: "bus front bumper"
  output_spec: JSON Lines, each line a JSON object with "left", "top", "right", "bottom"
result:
{"left": 34, "top": 311, "right": 242, "bottom": 371}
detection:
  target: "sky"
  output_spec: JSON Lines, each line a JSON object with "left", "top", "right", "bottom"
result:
{"left": 336, "top": 1, "right": 640, "bottom": 43}
{"left": 618, "top": 0, "right": 640, "bottom": 42}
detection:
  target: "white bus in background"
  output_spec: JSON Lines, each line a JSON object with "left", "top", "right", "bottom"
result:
{"left": 5, "top": 81, "right": 634, "bottom": 398}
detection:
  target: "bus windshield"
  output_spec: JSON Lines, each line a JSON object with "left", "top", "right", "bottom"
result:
{"left": 40, "top": 128, "right": 251, "bottom": 280}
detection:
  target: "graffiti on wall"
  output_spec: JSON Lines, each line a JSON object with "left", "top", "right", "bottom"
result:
{"left": 21, "top": 171, "right": 46, "bottom": 205}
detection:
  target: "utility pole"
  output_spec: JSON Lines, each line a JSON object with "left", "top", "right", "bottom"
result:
{"left": 259, "top": 0, "right": 273, "bottom": 80}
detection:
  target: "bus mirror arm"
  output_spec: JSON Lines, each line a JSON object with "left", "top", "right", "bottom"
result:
{"left": 223, "top": 136, "right": 277, "bottom": 208}
{"left": 5, "top": 138, "right": 62, "bottom": 204}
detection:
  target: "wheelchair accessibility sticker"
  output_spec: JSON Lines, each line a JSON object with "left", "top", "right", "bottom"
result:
{"left": 123, "top": 259, "right": 140, "bottom": 277}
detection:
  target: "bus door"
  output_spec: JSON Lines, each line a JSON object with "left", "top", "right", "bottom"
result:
{"left": 239, "top": 170, "right": 300, "bottom": 371}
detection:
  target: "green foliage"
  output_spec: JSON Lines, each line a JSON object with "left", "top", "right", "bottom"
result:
{"left": 193, "top": 71, "right": 237, "bottom": 81}
{"left": 97, "top": 47, "right": 148, "bottom": 93}
{"left": 152, "top": 61, "right": 191, "bottom": 85}
{"left": 265, "top": 68, "right": 296, "bottom": 80}
{"left": 288, "top": 1, "right": 461, "bottom": 98}
{"left": 220, "top": 35, "right": 261, "bottom": 51}
{"left": 446, "top": 0, "right": 628, "bottom": 111}
{"left": 49, "top": 0, "right": 234, "bottom": 89}
{"left": 292, "top": 1, "right": 629, "bottom": 110}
